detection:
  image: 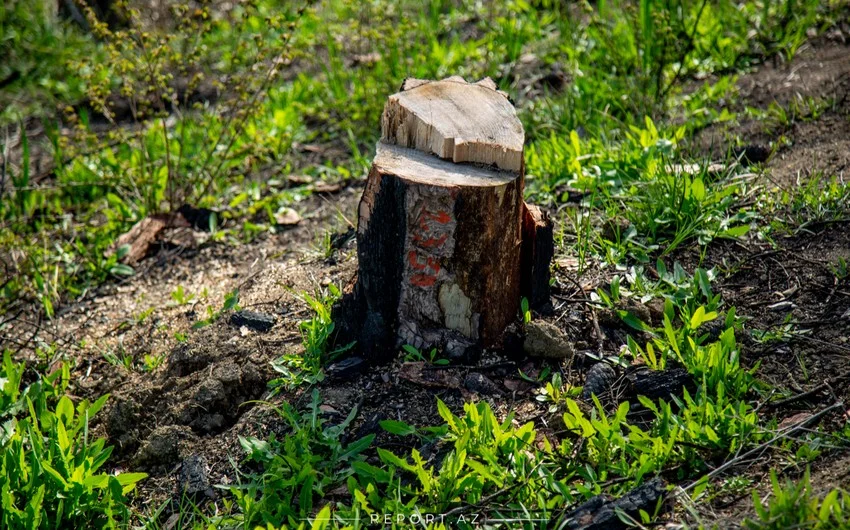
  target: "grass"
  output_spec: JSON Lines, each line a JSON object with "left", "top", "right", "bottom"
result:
{"left": 0, "top": 351, "right": 146, "bottom": 529}
{"left": 745, "top": 469, "right": 850, "bottom": 529}
{"left": 3, "top": 0, "right": 850, "bottom": 528}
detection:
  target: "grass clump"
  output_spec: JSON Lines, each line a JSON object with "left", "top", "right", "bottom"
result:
{"left": 745, "top": 469, "right": 850, "bottom": 529}
{"left": 0, "top": 351, "right": 146, "bottom": 529}
{"left": 231, "top": 389, "right": 375, "bottom": 528}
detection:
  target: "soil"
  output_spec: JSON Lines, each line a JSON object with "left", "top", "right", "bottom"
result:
{"left": 2, "top": 33, "right": 850, "bottom": 530}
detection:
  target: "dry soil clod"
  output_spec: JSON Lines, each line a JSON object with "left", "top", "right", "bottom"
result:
{"left": 523, "top": 320, "right": 576, "bottom": 359}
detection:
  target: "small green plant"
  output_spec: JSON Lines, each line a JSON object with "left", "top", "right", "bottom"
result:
{"left": 830, "top": 257, "right": 849, "bottom": 281}
{"left": 142, "top": 353, "right": 166, "bottom": 372}
{"left": 270, "top": 284, "right": 352, "bottom": 390}
{"left": 350, "top": 399, "right": 558, "bottom": 519}
{"left": 103, "top": 347, "right": 134, "bottom": 371}
{"left": 518, "top": 365, "right": 552, "bottom": 383}
{"left": 401, "top": 344, "right": 449, "bottom": 366}
{"left": 193, "top": 289, "right": 240, "bottom": 329}
{"left": 535, "top": 372, "right": 580, "bottom": 413}
{"left": 520, "top": 296, "right": 532, "bottom": 324}
{"left": 170, "top": 285, "right": 195, "bottom": 306}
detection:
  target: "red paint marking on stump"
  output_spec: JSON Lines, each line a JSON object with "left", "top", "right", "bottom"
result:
{"left": 412, "top": 234, "right": 449, "bottom": 248}
{"left": 411, "top": 274, "right": 437, "bottom": 287}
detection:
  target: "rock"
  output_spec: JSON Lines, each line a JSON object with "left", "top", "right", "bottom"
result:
{"left": 464, "top": 372, "right": 502, "bottom": 396}
{"left": 326, "top": 356, "right": 367, "bottom": 380}
{"left": 274, "top": 207, "right": 301, "bottom": 226}
{"left": 178, "top": 454, "right": 215, "bottom": 500}
{"left": 134, "top": 425, "right": 192, "bottom": 467}
{"left": 581, "top": 363, "right": 617, "bottom": 401}
{"left": 230, "top": 310, "right": 276, "bottom": 332}
{"left": 523, "top": 321, "right": 575, "bottom": 359}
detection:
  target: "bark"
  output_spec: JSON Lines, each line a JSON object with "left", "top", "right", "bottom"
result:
{"left": 561, "top": 478, "right": 668, "bottom": 530}
{"left": 520, "top": 202, "right": 554, "bottom": 309}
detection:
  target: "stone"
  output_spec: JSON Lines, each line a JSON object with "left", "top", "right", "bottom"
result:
{"left": 523, "top": 321, "right": 575, "bottom": 359}
{"left": 464, "top": 372, "right": 503, "bottom": 395}
{"left": 230, "top": 310, "right": 276, "bottom": 332}
{"left": 326, "top": 356, "right": 367, "bottom": 380}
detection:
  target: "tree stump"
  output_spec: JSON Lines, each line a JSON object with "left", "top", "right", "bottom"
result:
{"left": 351, "top": 77, "right": 527, "bottom": 359}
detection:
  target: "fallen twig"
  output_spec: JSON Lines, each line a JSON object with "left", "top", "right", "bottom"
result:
{"left": 765, "top": 369, "right": 850, "bottom": 410}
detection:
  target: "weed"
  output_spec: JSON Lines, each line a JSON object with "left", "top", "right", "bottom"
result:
{"left": 170, "top": 285, "right": 195, "bottom": 306}
{"left": 0, "top": 351, "right": 146, "bottom": 528}
{"left": 535, "top": 372, "right": 580, "bottom": 413}
{"left": 270, "top": 284, "right": 352, "bottom": 391}
{"left": 231, "top": 389, "right": 374, "bottom": 528}
{"left": 830, "top": 257, "right": 849, "bottom": 281}
{"left": 192, "top": 288, "right": 240, "bottom": 329}
{"left": 745, "top": 469, "right": 850, "bottom": 529}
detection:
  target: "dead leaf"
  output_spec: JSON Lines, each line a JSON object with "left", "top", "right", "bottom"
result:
{"left": 287, "top": 174, "right": 313, "bottom": 186}
{"left": 397, "top": 362, "right": 462, "bottom": 389}
{"left": 779, "top": 412, "right": 812, "bottom": 430}
{"left": 555, "top": 257, "right": 579, "bottom": 271}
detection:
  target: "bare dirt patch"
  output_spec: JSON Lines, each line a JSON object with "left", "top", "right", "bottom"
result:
{"left": 694, "top": 37, "right": 850, "bottom": 187}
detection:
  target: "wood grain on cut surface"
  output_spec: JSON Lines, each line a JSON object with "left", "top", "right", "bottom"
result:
{"left": 374, "top": 142, "right": 517, "bottom": 187}
{"left": 382, "top": 77, "right": 524, "bottom": 172}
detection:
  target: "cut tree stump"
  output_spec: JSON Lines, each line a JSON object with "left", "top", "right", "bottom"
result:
{"left": 347, "top": 77, "right": 529, "bottom": 360}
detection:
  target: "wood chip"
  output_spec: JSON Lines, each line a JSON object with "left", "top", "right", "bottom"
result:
{"left": 311, "top": 181, "right": 342, "bottom": 194}
{"left": 111, "top": 215, "right": 169, "bottom": 264}
{"left": 286, "top": 174, "right": 313, "bottom": 186}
